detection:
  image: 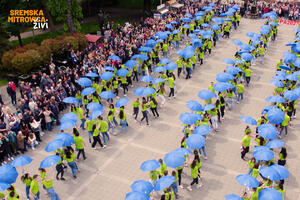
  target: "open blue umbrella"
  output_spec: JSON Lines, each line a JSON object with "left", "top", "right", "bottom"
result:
{"left": 270, "top": 80, "right": 284, "bottom": 87}
{"left": 294, "top": 87, "right": 300, "bottom": 97}
{"left": 261, "top": 25, "right": 271, "bottom": 30}
{"left": 81, "top": 87, "right": 96, "bottom": 96}
{"left": 131, "top": 180, "right": 153, "bottom": 194}
{"left": 99, "top": 91, "right": 115, "bottom": 99}
{"left": 138, "top": 46, "right": 152, "bottom": 53}
{"left": 226, "top": 66, "right": 242, "bottom": 75}
{"left": 181, "top": 18, "right": 191, "bottom": 23}
{"left": 0, "top": 182, "right": 11, "bottom": 191}
{"left": 59, "top": 120, "right": 76, "bottom": 130}
{"left": 286, "top": 74, "right": 299, "bottom": 81}
{"left": 177, "top": 49, "right": 194, "bottom": 59}
{"left": 154, "top": 176, "right": 175, "bottom": 191}
{"left": 63, "top": 97, "right": 78, "bottom": 104}
{"left": 194, "top": 125, "right": 212, "bottom": 135}
{"left": 56, "top": 132, "right": 74, "bottom": 147}
{"left": 246, "top": 32, "right": 255, "bottom": 37}
{"left": 283, "top": 52, "right": 297, "bottom": 63}
{"left": 61, "top": 112, "right": 78, "bottom": 123}
{"left": 203, "top": 104, "right": 216, "bottom": 111}
{"left": 294, "top": 58, "right": 300, "bottom": 68}
{"left": 186, "top": 134, "right": 205, "bottom": 149}
{"left": 191, "top": 39, "right": 202, "bottom": 47}
{"left": 104, "top": 66, "right": 115, "bottom": 71}
{"left": 140, "top": 76, "right": 154, "bottom": 82}
{"left": 266, "top": 139, "right": 285, "bottom": 149}
{"left": 171, "top": 21, "right": 179, "bottom": 24}
{"left": 164, "top": 151, "right": 185, "bottom": 168}
{"left": 100, "top": 71, "right": 114, "bottom": 80}
{"left": 45, "top": 139, "right": 64, "bottom": 152}
{"left": 260, "top": 165, "right": 281, "bottom": 181}
{"left": 265, "top": 95, "right": 285, "bottom": 103}
{"left": 0, "top": 165, "right": 18, "bottom": 184}
{"left": 134, "top": 54, "right": 149, "bottom": 61}
{"left": 165, "top": 24, "right": 174, "bottom": 29}
{"left": 235, "top": 174, "right": 259, "bottom": 188}
{"left": 140, "top": 160, "right": 161, "bottom": 171}
{"left": 258, "top": 188, "right": 282, "bottom": 200}
{"left": 179, "top": 113, "right": 202, "bottom": 125}
{"left": 116, "top": 69, "right": 129, "bottom": 77}
{"left": 271, "top": 164, "right": 289, "bottom": 180}
{"left": 279, "top": 65, "right": 291, "bottom": 71}
{"left": 11, "top": 156, "right": 33, "bottom": 167}
{"left": 211, "top": 24, "right": 220, "bottom": 30}
{"left": 258, "top": 124, "right": 278, "bottom": 140}
{"left": 145, "top": 39, "right": 157, "bottom": 48}
{"left": 77, "top": 77, "right": 92, "bottom": 87}
{"left": 125, "top": 191, "right": 149, "bottom": 200}
{"left": 153, "top": 78, "right": 165, "bottom": 84}
{"left": 201, "top": 23, "right": 210, "bottom": 28}
{"left": 166, "top": 63, "right": 177, "bottom": 71}
{"left": 198, "top": 89, "right": 217, "bottom": 100}
{"left": 284, "top": 90, "right": 298, "bottom": 101}
{"left": 240, "top": 116, "right": 257, "bottom": 126}
{"left": 125, "top": 60, "right": 137, "bottom": 68}
{"left": 232, "top": 40, "right": 242, "bottom": 46}
{"left": 153, "top": 66, "right": 166, "bottom": 73}
{"left": 87, "top": 102, "right": 103, "bottom": 111}
{"left": 241, "top": 53, "right": 253, "bottom": 61}
{"left": 109, "top": 55, "right": 121, "bottom": 61}
{"left": 216, "top": 72, "right": 234, "bottom": 82}
{"left": 213, "top": 82, "right": 233, "bottom": 92}
{"left": 172, "top": 30, "right": 180, "bottom": 34}
{"left": 115, "top": 98, "right": 130, "bottom": 108}
{"left": 253, "top": 146, "right": 274, "bottom": 161}
{"left": 85, "top": 72, "right": 98, "bottom": 77}
{"left": 195, "top": 11, "right": 205, "bottom": 16}
{"left": 186, "top": 100, "right": 203, "bottom": 112}
{"left": 240, "top": 44, "right": 254, "bottom": 51}
{"left": 89, "top": 110, "right": 103, "bottom": 120}
{"left": 134, "top": 87, "right": 155, "bottom": 96}
{"left": 173, "top": 148, "right": 191, "bottom": 156}
{"left": 267, "top": 108, "right": 285, "bottom": 125}
{"left": 40, "top": 155, "right": 61, "bottom": 168}
{"left": 225, "top": 194, "right": 243, "bottom": 200}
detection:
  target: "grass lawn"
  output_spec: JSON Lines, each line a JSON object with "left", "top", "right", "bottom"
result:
{"left": 0, "top": 78, "right": 8, "bottom": 86}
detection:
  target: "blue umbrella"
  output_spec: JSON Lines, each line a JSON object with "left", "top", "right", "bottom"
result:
{"left": 115, "top": 98, "right": 130, "bottom": 108}
{"left": 211, "top": 24, "right": 220, "bottom": 30}
{"left": 240, "top": 116, "right": 257, "bottom": 126}
{"left": 265, "top": 95, "right": 285, "bottom": 103}
{"left": 177, "top": 49, "right": 194, "bottom": 59}
{"left": 154, "top": 176, "right": 175, "bottom": 191}
{"left": 271, "top": 164, "right": 289, "bottom": 180}
{"left": 134, "top": 87, "right": 155, "bottom": 96}
{"left": 270, "top": 80, "right": 284, "bottom": 87}
{"left": 89, "top": 110, "right": 103, "bottom": 120}
{"left": 235, "top": 174, "right": 259, "bottom": 188}
{"left": 246, "top": 32, "right": 255, "bottom": 37}
{"left": 260, "top": 29, "right": 270, "bottom": 35}
{"left": 131, "top": 180, "right": 153, "bottom": 194}
{"left": 195, "top": 11, "right": 205, "bottom": 16}
{"left": 81, "top": 87, "right": 96, "bottom": 96}
{"left": 273, "top": 75, "right": 286, "bottom": 81}
{"left": 125, "top": 60, "right": 137, "bottom": 68}
{"left": 140, "top": 76, "right": 154, "bottom": 82}
{"left": 140, "top": 160, "right": 161, "bottom": 171}
{"left": 77, "top": 77, "right": 92, "bottom": 87}
{"left": 189, "top": 34, "right": 198, "bottom": 39}
{"left": 232, "top": 40, "right": 242, "bottom": 46}
{"left": 156, "top": 32, "right": 169, "bottom": 39}
{"left": 138, "top": 46, "right": 152, "bottom": 53}
{"left": 223, "top": 58, "right": 235, "bottom": 65}
{"left": 186, "top": 134, "right": 205, "bottom": 149}
{"left": 61, "top": 112, "right": 78, "bottom": 123}
{"left": 191, "top": 39, "right": 202, "bottom": 47}
{"left": 294, "top": 87, "right": 300, "bottom": 97}
{"left": 279, "top": 65, "right": 291, "bottom": 71}
{"left": 267, "top": 108, "right": 285, "bottom": 125}
{"left": 171, "top": 21, "right": 178, "bottom": 24}
{"left": 186, "top": 100, "right": 203, "bottom": 111}
{"left": 11, "top": 156, "right": 33, "bottom": 167}
{"left": 241, "top": 53, "right": 253, "bottom": 61}
{"left": 198, "top": 89, "right": 217, "bottom": 100}
{"left": 266, "top": 139, "right": 285, "bottom": 149}
{"left": 0, "top": 182, "right": 10, "bottom": 191}
{"left": 125, "top": 192, "right": 149, "bottom": 200}
{"left": 258, "top": 188, "right": 282, "bottom": 200}
{"left": 153, "top": 66, "right": 166, "bottom": 73}
{"left": 203, "top": 104, "right": 216, "bottom": 111}
{"left": 63, "top": 97, "right": 78, "bottom": 104}
{"left": 181, "top": 18, "right": 191, "bottom": 23}
{"left": 40, "top": 155, "right": 61, "bottom": 168}
{"left": 260, "top": 166, "right": 282, "bottom": 181}
{"left": 100, "top": 91, "right": 115, "bottom": 99}
{"left": 253, "top": 146, "right": 274, "bottom": 161}
{"left": 145, "top": 39, "right": 157, "bottom": 48}
{"left": 186, "top": 13, "right": 193, "bottom": 18}
{"left": 240, "top": 44, "right": 254, "bottom": 51}
{"left": 216, "top": 72, "right": 234, "bottom": 82}
{"left": 286, "top": 74, "right": 298, "bottom": 81}
{"left": 213, "top": 82, "right": 233, "bottom": 92}
{"left": 258, "top": 124, "right": 278, "bottom": 140}
{"left": 173, "top": 148, "right": 191, "bottom": 156}
{"left": 225, "top": 194, "right": 243, "bottom": 200}
{"left": 194, "top": 125, "right": 212, "bottom": 135}
{"left": 59, "top": 120, "right": 76, "bottom": 130}
{"left": 153, "top": 78, "right": 165, "bottom": 84}
{"left": 172, "top": 30, "right": 180, "bottom": 34}
{"left": 283, "top": 52, "right": 297, "bottom": 63}
{"left": 166, "top": 63, "right": 177, "bottom": 71}
{"left": 201, "top": 23, "right": 210, "bottom": 28}
{"left": 137, "top": 54, "right": 149, "bottom": 61}
{"left": 182, "top": 24, "right": 191, "bottom": 29}
{"left": 100, "top": 71, "right": 114, "bottom": 80}
{"left": 179, "top": 113, "right": 202, "bottom": 125}
{"left": 284, "top": 90, "right": 298, "bottom": 101}
{"left": 202, "top": 35, "right": 212, "bottom": 39}
{"left": 0, "top": 165, "right": 18, "bottom": 184}
{"left": 104, "top": 66, "right": 115, "bottom": 71}
{"left": 165, "top": 24, "right": 174, "bottom": 29}
{"left": 116, "top": 69, "right": 129, "bottom": 76}
{"left": 164, "top": 151, "right": 185, "bottom": 168}
{"left": 85, "top": 72, "right": 98, "bottom": 77}
{"left": 294, "top": 58, "right": 300, "bottom": 68}
{"left": 87, "top": 102, "right": 103, "bottom": 111}
{"left": 109, "top": 55, "right": 121, "bottom": 61}
{"left": 56, "top": 132, "right": 74, "bottom": 147}
{"left": 45, "top": 139, "right": 64, "bottom": 152}
{"left": 226, "top": 66, "right": 242, "bottom": 75}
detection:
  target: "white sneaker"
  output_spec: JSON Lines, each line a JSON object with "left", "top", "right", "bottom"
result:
{"left": 92, "top": 147, "right": 96, "bottom": 150}
{"left": 7, "top": 157, "right": 10, "bottom": 161}
{"left": 32, "top": 147, "right": 35, "bottom": 150}
{"left": 197, "top": 183, "right": 203, "bottom": 188}
{"left": 102, "top": 145, "right": 106, "bottom": 149}
{"left": 179, "top": 185, "right": 184, "bottom": 189}
{"left": 11, "top": 157, "right": 14, "bottom": 160}
{"left": 187, "top": 186, "right": 192, "bottom": 191}
{"left": 204, "top": 156, "right": 207, "bottom": 160}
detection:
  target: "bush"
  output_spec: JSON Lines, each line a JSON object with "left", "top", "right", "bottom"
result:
{"left": 11, "top": 50, "right": 42, "bottom": 73}
{"left": 73, "top": 32, "right": 88, "bottom": 50}
{"left": 1, "top": 50, "right": 15, "bottom": 70}
{"left": 37, "top": 46, "right": 51, "bottom": 65}
{"left": 63, "top": 36, "right": 79, "bottom": 51}
{"left": 24, "top": 43, "right": 39, "bottom": 50}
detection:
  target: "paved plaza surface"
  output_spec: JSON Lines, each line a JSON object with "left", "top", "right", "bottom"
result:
{"left": 3, "top": 18, "right": 299, "bottom": 200}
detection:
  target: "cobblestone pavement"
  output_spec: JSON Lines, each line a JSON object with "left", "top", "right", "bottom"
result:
{"left": 2, "top": 18, "right": 299, "bottom": 200}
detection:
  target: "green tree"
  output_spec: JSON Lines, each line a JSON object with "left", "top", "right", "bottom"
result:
{"left": 0, "top": 18, "right": 10, "bottom": 62}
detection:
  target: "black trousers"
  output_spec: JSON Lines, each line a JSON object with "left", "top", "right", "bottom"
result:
{"left": 122, "top": 84, "right": 128, "bottom": 94}
{"left": 191, "top": 177, "right": 199, "bottom": 185}
{"left": 141, "top": 111, "right": 149, "bottom": 124}
{"left": 178, "top": 169, "right": 183, "bottom": 185}
{"left": 220, "top": 106, "right": 225, "bottom": 118}
{"left": 241, "top": 146, "right": 249, "bottom": 159}
{"left": 177, "top": 68, "right": 182, "bottom": 78}
{"left": 133, "top": 107, "right": 139, "bottom": 119}
{"left": 56, "top": 164, "right": 64, "bottom": 178}
{"left": 169, "top": 88, "right": 175, "bottom": 97}
{"left": 150, "top": 107, "right": 159, "bottom": 117}
{"left": 92, "top": 135, "right": 103, "bottom": 147}
{"left": 77, "top": 149, "right": 86, "bottom": 159}
{"left": 133, "top": 71, "right": 138, "bottom": 81}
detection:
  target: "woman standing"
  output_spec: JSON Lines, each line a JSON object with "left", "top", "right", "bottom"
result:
{"left": 41, "top": 174, "right": 61, "bottom": 200}
{"left": 278, "top": 147, "right": 287, "bottom": 166}
{"left": 118, "top": 107, "right": 127, "bottom": 132}
{"left": 91, "top": 124, "right": 104, "bottom": 149}
{"left": 187, "top": 159, "right": 200, "bottom": 191}
{"left": 21, "top": 173, "right": 32, "bottom": 200}
{"left": 64, "top": 147, "right": 78, "bottom": 179}
{"left": 132, "top": 98, "right": 140, "bottom": 120}
{"left": 73, "top": 128, "right": 86, "bottom": 160}
{"left": 149, "top": 97, "right": 159, "bottom": 118}
{"left": 140, "top": 97, "right": 149, "bottom": 126}
{"left": 109, "top": 104, "right": 118, "bottom": 127}
{"left": 30, "top": 175, "right": 40, "bottom": 200}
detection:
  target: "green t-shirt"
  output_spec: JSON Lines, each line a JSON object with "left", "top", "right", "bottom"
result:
{"left": 77, "top": 108, "right": 84, "bottom": 120}
{"left": 100, "top": 121, "right": 108, "bottom": 132}
{"left": 86, "top": 120, "right": 95, "bottom": 131}
{"left": 237, "top": 84, "right": 244, "bottom": 93}
{"left": 242, "top": 135, "right": 250, "bottom": 147}
{"left": 74, "top": 136, "right": 84, "bottom": 150}
{"left": 252, "top": 168, "right": 259, "bottom": 178}
{"left": 41, "top": 179, "right": 53, "bottom": 189}
{"left": 93, "top": 129, "right": 100, "bottom": 137}
{"left": 133, "top": 101, "right": 140, "bottom": 108}
{"left": 190, "top": 164, "right": 199, "bottom": 178}
{"left": 30, "top": 180, "right": 39, "bottom": 195}
{"left": 245, "top": 68, "right": 251, "bottom": 77}
{"left": 168, "top": 77, "right": 174, "bottom": 88}
{"left": 281, "top": 115, "right": 290, "bottom": 126}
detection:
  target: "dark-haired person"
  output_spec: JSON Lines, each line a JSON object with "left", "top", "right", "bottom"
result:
{"left": 278, "top": 147, "right": 287, "bottom": 166}
{"left": 21, "top": 173, "right": 32, "bottom": 200}
{"left": 73, "top": 128, "right": 86, "bottom": 160}
{"left": 30, "top": 175, "right": 40, "bottom": 200}
{"left": 64, "top": 147, "right": 78, "bottom": 178}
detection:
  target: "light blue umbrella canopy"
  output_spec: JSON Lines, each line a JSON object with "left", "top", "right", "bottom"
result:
{"left": 194, "top": 125, "right": 212, "bottom": 135}
{"left": 225, "top": 194, "right": 243, "bottom": 200}
{"left": 140, "top": 160, "right": 161, "bottom": 171}
{"left": 0, "top": 182, "right": 11, "bottom": 191}
{"left": 164, "top": 151, "right": 185, "bottom": 168}
{"left": 100, "top": 71, "right": 114, "bottom": 80}
{"left": 195, "top": 11, "right": 205, "bottom": 16}
{"left": 213, "top": 82, "right": 234, "bottom": 92}
{"left": 283, "top": 52, "right": 297, "bottom": 63}
{"left": 258, "top": 188, "right": 283, "bottom": 200}
{"left": 56, "top": 132, "right": 74, "bottom": 147}
{"left": 294, "top": 58, "right": 300, "bottom": 68}
{"left": 259, "top": 164, "right": 288, "bottom": 181}
{"left": 116, "top": 69, "right": 129, "bottom": 76}
{"left": 265, "top": 95, "right": 285, "bottom": 103}
{"left": 153, "top": 66, "right": 166, "bottom": 73}
{"left": 131, "top": 180, "right": 153, "bottom": 194}
{"left": 140, "top": 76, "right": 154, "bottom": 82}
{"left": 279, "top": 65, "right": 291, "bottom": 71}
{"left": 104, "top": 66, "right": 115, "bottom": 71}
{"left": 40, "top": 155, "right": 61, "bottom": 168}
{"left": 177, "top": 49, "right": 194, "bottom": 59}
{"left": 232, "top": 40, "right": 242, "bottom": 46}
{"left": 61, "top": 112, "right": 78, "bottom": 123}
{"left": 198, "top": 89, "right": 217, "bottom": 100}
{"left": 172, "top": 148, "right": 191, "bottom": 156}
{"left": 240, "top": 116, "right": 257, "bottom": 126}
{"left": 267, "top": 108, "right": 285, "bottom": 125}
{"left": 201, "top": 23, "right": 210, "bottom": 28}
{"left": 11, "top": 156, "right": 33, "bottom": 167}
{"left": 89, "top": 110, "right": 104, "bottom": 120}
{"left": 87, "top": 102, "right": 103, "bottom": 111}
{"left": 165, "top": 24, "right": 174, "bottom": 29}
{"left": 132, "top": 54, "right": 148, "bottom": 61}
{"left": 0, "top": 165, "right": 18, "bottom": 184}
{"left": 109, "top": 55, "right": 121, "bottom": 61}
{"left": 266, "top": 139, "right": 285, "bottom": 149}
{"left": 45, "top": 139, "right": 64, "bottom": 152}
{"left": 181, "top": 18, "right": 191, "bottom": 23}
{"left": 99, "top": 91, "right": 115, "bottom": 99}
{"left": 125, "top": 60, "right": 137, "bottom": 68}
{"left": 270, "top": 80, "right": 284, "bottom": 87}
{"left": 253, "top": 146, "right": 274, "bottom": 161}
{"left": 81, "top": 87, "right": 96, "bottom": 96}
{"left": 284, "top": 90, "right": 299, "bottom": 101}
{"left": 179, "top": 113, "right": 202, "bottom": 125}
{"left": 125, "top": 191, "right": 149, "bottom": 200}
{"left": 216, "top": 72, "right": 234, "bottom": 82}
{"left": 186, "top": 100, "right": 203, "bottom": 111}
{"left": 235, "top": 174, "right": 259, "bottom": 188}
{"left": 166, "top": 63, "right": 177, "bottom": 71}
{"left": 258, "top": 124, "right": 278, "bottom": 140}
{"left": 203, "top": 104, "right": 216, "bottom": 111}
{"left": 85, "top": 72, "right": 98, "bottom": 77}
{"left": 138, "top": 46, "right": 152, "bottom": 53}
{"left": 186, "top": 134, "right": 205, "bottom": 149}
{"left": 241, "top": 53, "right": 253, "bottom": 61}
{"left": 286, "top": 74, "right": 299, "bottom": 81}
{"left": 270, "top": 164, "right": 289, "bottom": 180}
{"left": 154, "top": 176, "right": 175, "bottom": 191}
{"left": 134, "top": 87, "right": 155, "bottom": 96}
{"left": 191, "top": 39, "right": 202, "bottom": 47}
{"left": 246, "top": 32, "right": 255, "bottom": 37}
{"left": 153, "top": 78, "right": 165, "bottom": 84}
{"left": 211, "top": 24, "right": 220, "bottom": 30}
{"left": 145, "top": 39, "right": 156, "bottom": 48}
{"left": 62, "top": 97, "right": 78, "bottom": 104}
{"left": 59, "top": 120, "right": 76, "bottom": 130}
{"left": 240, "top": 44, "right": 255, "bottom": 51}
{"left": 115, "top": 97, "right": 130, "bottom": 108}
{"left": 77, "top": 77, "right": 92, "bottom": 87}
{"left": 226, "top": 66, "right": 242, "bottom": 75}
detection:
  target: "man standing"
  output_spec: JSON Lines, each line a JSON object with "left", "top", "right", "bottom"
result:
{"left": 237, "top": 81, "right": 245, "bottom": 103}
{"left": 241, "top": 131, "right": 251, "bottom": 160}
{"left": 6, "top": 81, "right": 17, "bottom": 106}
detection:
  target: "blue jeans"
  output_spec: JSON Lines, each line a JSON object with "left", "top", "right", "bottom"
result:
{"left": 163, "top": 52, "right": 167, "bottom": 57}
{"left": 108, "top": 121, "right": 114, "bottom": 132}
{"left": 88, "top": 131, "right": 93, "bottom": 143}
{"left": 248, "top": 168, "right": 253, "bottom": 175}
{"left": 237, "top": 93, "right": 243, "bottom": 102}
{"left": 33, "top": 191, "right": 40, "bottom": 200}
{"left": 68, "top": 161, "right": 78, "bottom": 177}
{"left": 77, "top": 99, "right": 82, "bottom": 107}
{"left": 47, "top": 122, "right": 52, "bottom": 131}
{"left": 46, "top": 187, "right": 60, "bottom": 200}
{"left": 101, "top": 132, "right": 109, "bottom": 144}
{"left": 113, "top": 117, "right": 118, "bottom": 126}
{"left": 199, "top": 146, "right": 207, "bottom": 157}
{"left": 26, "top": 185, "right": 30, "bottom": 199}
{"left": 120, "top": 120, "right": 127, "bottom": 132}
{"left": 171, "top": 182, "right": 178, "bottom": 195}
{"left": 175, "top": 41, "right": 179, "bottom": 49}
{"left": 80, "top": 118, "right": 86, "bottom": 130}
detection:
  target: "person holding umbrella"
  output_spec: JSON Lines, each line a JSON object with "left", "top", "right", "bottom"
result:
{"left": 278, "top": 147, "right": 287, "bottom": 166}
{"left": 64, "top": 147, "right": 79, "bottom": 178}
{"left": 149, "top": 97, "right": 159, "bottom": 118}
{"left": 55, "top": 151, "right": 65, "bottom": 181}
{"left": 21, "top": 173, "right": 32, "bottom": 200}
{"left": 237, "top": 81, "right": 245, "bottom": 103}
{"left": 187, "top": 159, "right": 201, "bottom": 191}
{"left": 241, "top": 131, "right": 251, "bottom": 160}
{"left": 30, "top": 175, "right": 40, "bottom": 200}
{"left": 279, "top": 111, "right": 290, "bottom": 137}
